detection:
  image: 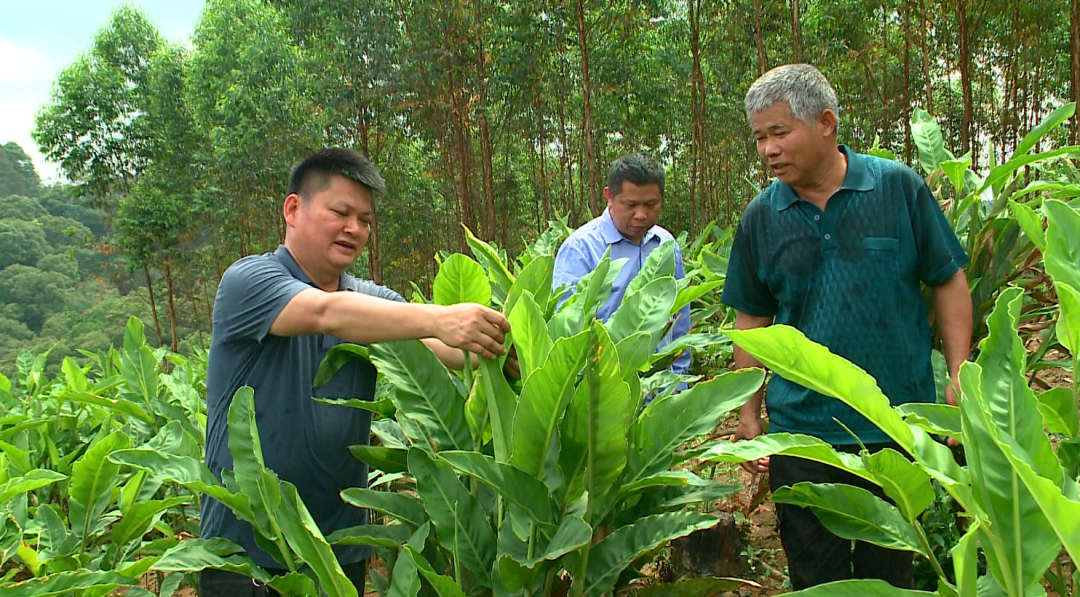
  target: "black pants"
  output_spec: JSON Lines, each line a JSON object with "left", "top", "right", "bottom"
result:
{"left": 199, "top": 559, "right": 367, "bottom": 597}
{"left": 770, "top": 442, "right": 914, "bottom": 590}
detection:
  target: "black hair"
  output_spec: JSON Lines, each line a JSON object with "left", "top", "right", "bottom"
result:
{"left": 606, "top": 152, "right": 665, "bottom": 197}
{"left": 286, "top": 148, "right": 386, "bottom": 199}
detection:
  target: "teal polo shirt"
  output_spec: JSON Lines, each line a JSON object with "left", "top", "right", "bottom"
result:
{"left": 722, "top": 146, "right": 968, "bottom": 445}
{"left": 203, "top": 246, "right": 404, "bottom": 568}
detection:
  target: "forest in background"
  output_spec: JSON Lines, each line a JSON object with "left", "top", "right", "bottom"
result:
{"left": 2, "top": 0, "right": 1077, "bottom": 368}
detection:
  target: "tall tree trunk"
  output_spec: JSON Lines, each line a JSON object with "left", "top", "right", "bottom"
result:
{"left": 752, "top": 0, "right": 768, "bottom": 76}
{"left": 368, "top": 215, "right": 381, "bottom": 283}
{"left": 689, "top": 0, "right": 705, "bottom": 236}
{"left": 919, "top": 0, "right": 935, "bottom": 115}
{"left": 536, "top": 87, "right": 551, "bottom": 225}
{"left": 902, "top": 0, "right": 913, "bottom": 162}
{"left": 164, "top": 262, "right": 179, "bottom": 352}
{"left": 790, "top": 0, "right": 801, "bottom": 62}
{"left": 1073, "top": 0, "right": 1080, "bottom": 144}
{"left": 576, "top": 0, "right": 598, "bottom": 215}
{"left": 144, "top": 265, "right": 164, "bottom": 347}
{"left": 957, "top": 0, "right": 974, "bottom": 156}
{"left": 473, "top": 0, "right": 497, "bottom": 240}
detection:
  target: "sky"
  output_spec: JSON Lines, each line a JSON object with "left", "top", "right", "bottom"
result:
{"left": 0, "top": 1, "right": 205, "bottom": 183}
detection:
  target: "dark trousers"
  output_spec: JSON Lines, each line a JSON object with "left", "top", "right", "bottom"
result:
{"left": 199, "top": 559, "right": 367, "bottom": 597}
{"left": 770, "top": 442, "right": 914, "bottom": 590}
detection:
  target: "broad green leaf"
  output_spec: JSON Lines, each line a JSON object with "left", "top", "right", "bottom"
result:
{"left": 862, "top": 449, "right": 934, "bottom": 522}
{"left": 606, "top": 276, "right": 677, "bottom": 346}
{"left": 583, "top": 512, "right": 718, "bottom": 597}
{"left": 69, "top": 430, "right": 130, "bottom": 542}
{"left": 614, "top": 331, "right": 654, "bottom": 379}
{"left": 980, "top": 147, "right": 1080, "bottom": 197}
{"left": 634, "top": 577, "right": 759, "bottom": 597}
{"left": 387, "top": 546, "right": 421, "bottom": 597}
{"left": 959, "top": 363, "right": 1059, "bottom": 595}
{"left": 911, "top": 109, "right": 953, "bottom": 175}
{"left": 111, "top": 496, "right": 191, "bottom": 547}
{"left": 440, "top": 451, "right": 556, "bottom": 525}
{"left": 227, "top": 386, "right": 284, "bottom": 541}
{"left": 702, "top": 433, "right": 876, "bottom": 482}
{"left": 151, "top": 539, "right": 316, "bottom": 595}
{"left": 651, "top": 333, "right": 729, "bottom": 363}
{"left": 1008, "top": 200, "right": 1046, "bottom": 252}
{"left": 120, "top": 345, "right": 160, "bottom": 410}
{"left": 409, "top": 448, "right": 496, "bottom": 587}
{"left": 772, "top": 483, "right": 926, "bottom": 555}
{"left": 370, "top": 340, "right": 470, "bottom": 452}
{"left": 60, "top": 391, "right": 155, "bottom": 425}
{"left": 508, "top": 291, "right": 553, "bottom": 382}
{"left": 464, "top": 225, "right": 514, "bottom": 298}
{"left": 672, "top": 280, "right": 722, "bottom": 315}
{"left": 479, "top": 353, "right": 516, "bottom": 461}
{"left": 315, "top": 397, "right": 395, "bottom": 418}
{"left": 505, "top": 255, "right": 554, "bottom": 318}
{"left": 277, "top": 481, "right": 358, "bottom": 597}
{"left": 974, "top": 288, "right": 1061, "bottom": 485}
{"left": 511, "top": 330, "right": 589, "bottom": 479}
{"left": 727, "top": 326, "right": 915, "bottom": 452}
{"left": 1015, "top": 103, "right": 1075, "bottom": 158}
{"left": 700, "top": 249, "right": 728, "bottom": 278}
{"left": 325, "top": 524, "right": 410, "bottom": 547}
{"left": 618, "top": 470, "right": 713, "bottom": 496}
{"left": 785, "top": 579, "right": 939, "bottom": 596}
{"left": 124, "top": 316, "right": 146, "bottom": 352}
{"left": 313, "top": 344, "right": 370, "bottom": 388}
{"left": 1035, "top": 387, "right": 1080, "bottom": 437}
{"left": 2, "top": 570, "right": 137, "bottom": 596}
{"left": 953, "top": 521, "right": 980, "bottom": 597}
{"left": 560, "top": 322, "right": 633, "bottom": 510}
{"left": 404, "top": 546, "right": 468, "bottom": 597}
{"left": 61, "top": 357, "right": 89, "bottom": 393}
{"left": 349, "top": 445, "right": 408, "bottom": 473}
{"left": 108, "top": 449, "right": 254, "bottom": 522}
{"left": 627, "top": 369, "right": 764, "bottom": 485}
{"left": 896, "top": 403, "right": 961, "bottom": 441}
{"left": 1057, "top": 283, "right": 1080, "bottom": 354}
{"left": 625, "top": 240, "right": 676, "bottom": 298}
{"left": 941, "top": 154, "right": 972, "bottom": 196}
{"left": 339, "top": 488, "right": 427, "bottom": 529}
{"left": 434, "top": 253, "right": 492, "bottom": 307}
{"left": 0, "top": 469, "right": 66, "bottom": 505}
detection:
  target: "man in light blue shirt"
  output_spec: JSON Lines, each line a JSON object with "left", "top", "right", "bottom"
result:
{"left": 553, "top": 152, "right": 691, "bottom": 374}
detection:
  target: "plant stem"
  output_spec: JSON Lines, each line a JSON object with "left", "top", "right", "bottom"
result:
{"left": 914, "top": 521, "right": 953, "bottom": 592}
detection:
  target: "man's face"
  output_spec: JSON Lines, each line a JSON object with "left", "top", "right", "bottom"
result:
{"left": 284, "top": 173, "right": 373, "bottom": 285}
{"left": 606, "top": 181, "right": 662, "bottom": 244}
{"left": 750, "top": 101, "right": 834, "bottom": 188}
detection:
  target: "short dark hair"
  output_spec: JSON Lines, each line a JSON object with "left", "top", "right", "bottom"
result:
{"left": 287, "top": 148, "right": 387, "bottom": 200}
{"left": 606, "top": 153, "right": 665, "bottom": 197}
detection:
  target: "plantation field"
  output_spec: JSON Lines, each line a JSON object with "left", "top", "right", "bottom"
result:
{"left": 2, "top": 106, "right": 1080, "bottom": 597}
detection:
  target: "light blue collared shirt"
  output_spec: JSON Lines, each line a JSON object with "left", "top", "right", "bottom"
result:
{"left": 553, "top": 208, "right": 691, "bottom": 374}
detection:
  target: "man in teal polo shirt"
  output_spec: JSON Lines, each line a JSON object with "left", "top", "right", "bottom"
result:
{"left": 722, "top": 64, "right": 972, "bottom": 589}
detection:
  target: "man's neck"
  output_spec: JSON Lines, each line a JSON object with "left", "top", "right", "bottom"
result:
{"left": 793, "top": 146, "right": 848, "bottom": 210}
{"left": 282, "top": 242, "right": 340, "bottom": 292}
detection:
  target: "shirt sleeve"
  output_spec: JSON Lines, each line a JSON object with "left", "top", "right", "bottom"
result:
{"left": 214, "top": 257, "right": 310, "bottom": 344}
{"left": 906, "top": 170, "right": 970, "bottom": 286}
{"left": 553, "top": 239, "right": 592, "bottom": 310}
{"left": 671, "top": 242, "right": 691, "bottom": 374}
{"left": 720, "top": 209, "right": 779, "bottom": 317}
{"left": 352, "top": 279, "right": 407, "bottom": 303}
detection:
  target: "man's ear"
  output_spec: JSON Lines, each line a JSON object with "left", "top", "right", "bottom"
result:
{"left": 283, "top": 193, "right": 301, "bottom": 226}
{"left": 818, "top": 109, "right": 838, "bottom": 138}
{"left": 604, "top": 186, "right": 614, "bottom": 207}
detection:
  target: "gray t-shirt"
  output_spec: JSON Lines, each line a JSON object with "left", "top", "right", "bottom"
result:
{"left": 201, "top": 245, "right": 403, "bottom": 568}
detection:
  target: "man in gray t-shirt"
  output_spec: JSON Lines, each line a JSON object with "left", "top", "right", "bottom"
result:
{"left": 200, "top": 148, "right": 511, "bottom": 596}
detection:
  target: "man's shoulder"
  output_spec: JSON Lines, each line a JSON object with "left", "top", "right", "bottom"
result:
{"left": 859, "top": 152, "right": 925, "bottom": 189}
{"left": 220, "top": 252, "right": 288, "bottom": 287}
{"left": 739, "top": 186, "right": 781, "bottom": 224}
{"left": 563, "top": 214, "right": 607, "bottom": 245}
{"left": 342, "top": 274, "right": 405, "bottom": 302}
{"left": 648, "top": 224, "right": 679, "bottom": 247}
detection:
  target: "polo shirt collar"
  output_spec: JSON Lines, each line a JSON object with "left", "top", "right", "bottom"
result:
{"left": 773, "top": 144, "right": 875, "bottom": 211}
{"left": 599, "top": 208, "right": 660, "bottom": 246}
{"left": 273, "top": 245, "right": 350, "bottom": 291}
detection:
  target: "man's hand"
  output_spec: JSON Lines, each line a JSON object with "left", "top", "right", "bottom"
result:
{"left": 503, "top": 345, "right": 521, "bottom": 380}
{"left": 433, "top": 303, "right": 511, "bottom": 360}
{"left": 735, "top": 410, "right": 770, "bottom": 474}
